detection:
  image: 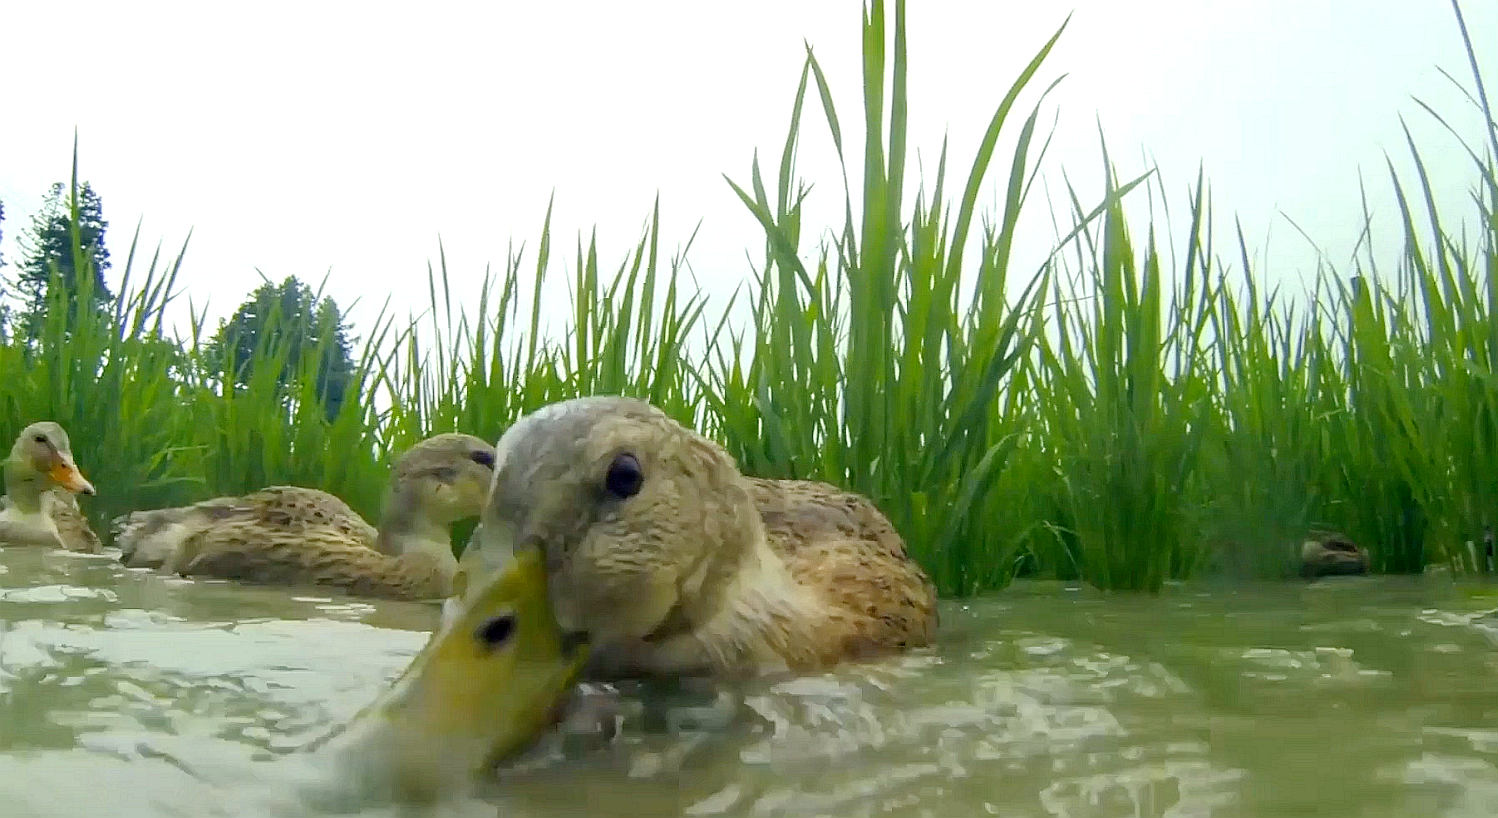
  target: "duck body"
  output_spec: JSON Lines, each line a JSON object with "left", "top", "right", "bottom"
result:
{"left": 114, "top": 486, "right": 377, "bottom": 570}
{"left": 115, "top": 434, "right": 498, "bottom": 601}
{"left": 1299, "top": 531, "right": 1370, "bottom": 578}
{"left": 0, "top": 489, "right": 103, "bottom": 552}
{"left": 0, "top": 421, "right": 100, "bottom": 551}
{"left": 169, "top": 522, "right": 456, "bottom": 600}
{"left": 741, "top": 476, "right": 938, "bottom": 665}
{"left": 450, "top": 396, "right": 938, "bottom": 682}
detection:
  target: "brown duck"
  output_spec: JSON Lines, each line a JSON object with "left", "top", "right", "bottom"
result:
{"left": 442, "top": 396, "right": 939, "bottom": 681}
{"left": 113, "top": 433, "right": 496, "bottom": 601}
{"left": 1300, "top": 531, "right": 1370, "bottom": 578}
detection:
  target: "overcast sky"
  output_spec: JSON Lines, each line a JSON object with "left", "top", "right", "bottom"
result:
{"left": 1, "top": 0, "right": 1492, "bottom": 353}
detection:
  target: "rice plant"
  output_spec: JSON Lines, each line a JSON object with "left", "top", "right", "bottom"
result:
{"left": 3, "top": 0, "right": 1492, "bottom": 598}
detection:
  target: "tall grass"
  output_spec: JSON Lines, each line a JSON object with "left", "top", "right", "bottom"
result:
{"left": 3, "top": 0, "right": 1493, "bottom": 596}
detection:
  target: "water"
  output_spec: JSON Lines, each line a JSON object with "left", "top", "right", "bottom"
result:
{"left": 2, "top": 546, "right": 1497, "bottom": 818}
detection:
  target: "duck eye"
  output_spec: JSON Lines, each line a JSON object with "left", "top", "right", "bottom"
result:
{"left": 560, "top": 630, "right": 590, "bottom": 656}
{"left": 33, "top": 434, "right": 47, "bottom": 444}
{"left": 474, "top": 614, "right": 516, "bottom": 650}
{"left": 604, "top": 453, "right": 644, "bottom": 499}
{"left": 469, "top": 449, "right": 495, "bottom": 468}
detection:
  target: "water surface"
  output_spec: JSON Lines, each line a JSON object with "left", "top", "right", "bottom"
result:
{"left": 2, "top": 546, "right": 1496, "bottom": 817}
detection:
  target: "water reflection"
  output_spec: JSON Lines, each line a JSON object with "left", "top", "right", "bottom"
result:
{"left": 1, "top": 545, "right": 1496, "bottom": 817}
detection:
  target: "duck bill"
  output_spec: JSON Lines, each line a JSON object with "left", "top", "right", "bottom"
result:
{"left": 47, "top": 458, "right": 95, "bottom": 495}
{"left": 442, "top": 516, "right": 523, "bottom": 629}
{"left": 321, "top": 550, "right": 589, "bottom": 804}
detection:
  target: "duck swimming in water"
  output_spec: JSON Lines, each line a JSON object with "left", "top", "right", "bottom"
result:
{"left": 1299, "top": 531, "right": 1370, "bottom": 578}
{"left": 0, "top": 421, "right": 100, "bottom": 551}
{"left": 113, "top": 433, "right": 497, "bottom": 601}
{"left": 444, "top": 395, "right": 938, "bottom": 681}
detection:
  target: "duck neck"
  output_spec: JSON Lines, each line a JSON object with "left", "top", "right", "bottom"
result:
{"left": 658, "top": 499, "right": 827, "bottom": 675}
{"left": 376, "top": 492, "right": 459, "bottom": 581}
{"left": 2, "top": 458, "right": 47, "bottom": 515}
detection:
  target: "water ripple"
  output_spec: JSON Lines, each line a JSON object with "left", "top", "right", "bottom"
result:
{"left": 2, "top": 555, "right": 1497, "bottom": 816}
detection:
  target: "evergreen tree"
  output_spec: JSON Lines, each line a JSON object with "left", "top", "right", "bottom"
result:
{"left": 11, "top": 181, "right": 114, "bottom": 340}
{"left": 208, "top": 276, "right": 358, "bottom": 422}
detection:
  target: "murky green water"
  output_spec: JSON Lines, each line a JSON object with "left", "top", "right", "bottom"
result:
{"left": 2, "top": 546, "right": 1497, "bottom": 818}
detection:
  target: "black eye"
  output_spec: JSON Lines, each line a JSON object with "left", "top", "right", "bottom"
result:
{"left": 560, "top": 630, "right": 590, "bottom": 656}
{"left": 33, "top": 434, "right": 47, "bottom": 444}
{"left": 604, "top": 453, "right": 644, "bottom": 499}
{"left": 469, "top": 449, "right": 495, "bottom": 468}
{"left": 474, "top": 614, "right": 516, "bottom": 650}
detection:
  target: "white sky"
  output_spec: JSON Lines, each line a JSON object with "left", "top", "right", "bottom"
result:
{"left": 1, "top": 0, "right": 1493, "bottom": 355}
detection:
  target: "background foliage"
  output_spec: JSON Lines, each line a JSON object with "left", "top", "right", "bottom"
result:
{"left": 1, "top": 0, "right": 1493, "bottom": 595}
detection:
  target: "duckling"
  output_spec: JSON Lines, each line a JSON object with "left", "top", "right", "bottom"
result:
{"left": 0, "top": 421, "right": 100, "bottom": 550}
{"left": 447, "top": 395, "right": 938, "bottom": 681}
{"left": 114, "top": 433, "right": 497, "bottom": 601}
{"left": 1299, "top": 531, "right": 1370, "bottom": 578}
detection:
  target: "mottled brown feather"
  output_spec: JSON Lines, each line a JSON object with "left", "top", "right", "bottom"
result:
{"left": 1299, "top": 531, "right": 1370, "bottom": 578}
{"left": 747, "top": 477, "right": 940, "bottom": 661}
{"left": 468, "top": 395, "right": 939, "bottom": 680}
{"left": 174, "top": 526, "right": 450, "bottom": 600}
{"left": 47, "top": 489, "right": 103, "bottom": 552}
{"left": 114, "top": 434, "right": 496, "bottom": 601}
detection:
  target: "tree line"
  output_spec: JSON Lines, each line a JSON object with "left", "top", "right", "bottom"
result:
{"left": 0, "top": 182, "right": 358, "bottom": 422}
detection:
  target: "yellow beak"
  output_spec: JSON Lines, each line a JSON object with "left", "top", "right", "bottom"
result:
{"left": 308, "top": 549, "right": 590, "bottom": 806}
{"left": 48, "top": 459, "right": 95, "bottom": 495}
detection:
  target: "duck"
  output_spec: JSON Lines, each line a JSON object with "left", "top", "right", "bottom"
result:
{"left": 1299, "top": 530, "right": 1370, "bottom": 578}
{"left": 113, "top": 487, "right": 376, "bottom": 568}
{"left": 444, "top": 395, "right": 939, "bottom": 681}
{"left": 113, "top": 433, "right": 497, "bottom": 601}
{"left": 0, "top": 489, "right": 104, "bottom": 552}
{"left": 0, "top": 421, "right": 101, "bottom": 550}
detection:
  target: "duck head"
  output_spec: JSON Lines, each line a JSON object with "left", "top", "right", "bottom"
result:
{"left": 458, "top": 396, "right": 759, "bottom": 653}
{"left": 5, "top": 421, "right": 94, "bottom": 500}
